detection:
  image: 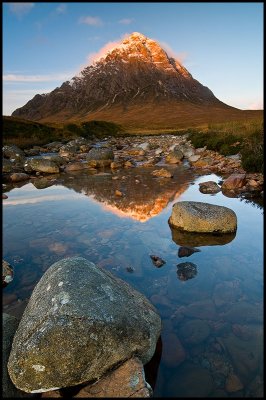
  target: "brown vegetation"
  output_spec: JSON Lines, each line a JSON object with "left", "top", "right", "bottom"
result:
{"left": 36, "top": 102, "right": 263, "bottom": 133}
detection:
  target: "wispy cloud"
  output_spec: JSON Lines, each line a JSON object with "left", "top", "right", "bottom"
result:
{"left": 3, "top": 72, "right": 73, "bottom": 83}
{"left": 86, "top": 34, "right": 128, "bottom": 65}
{"left": 55, "top": 3, "right": 67, "bottom": 14}
{"left": 3, "top": 88, "right": 53, "bottom": 116}
{"left": 79, "top": 16, "right": 103, "bottom": 26}
{"left": 118, "top": 18, "right": 134, "bottom": 25}
{"left": 8, "top": 2, "right": 35, "bottom": 18}
{"left": 217, "top": 95, "right": 263, "bottom": 110}
{"left": 247, "top": 99, "right": 263, "bottom": 110}
{"left": 159, "top": 41, "right": 188, "bottom": 63}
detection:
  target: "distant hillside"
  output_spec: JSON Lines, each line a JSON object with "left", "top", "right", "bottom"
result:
{"left": 2, "top": 116, "right": 123, "bottom": 148}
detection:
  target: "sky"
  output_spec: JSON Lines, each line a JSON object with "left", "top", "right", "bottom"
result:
{"left": 3, "top": 2, "right": 263, "bottom": 115}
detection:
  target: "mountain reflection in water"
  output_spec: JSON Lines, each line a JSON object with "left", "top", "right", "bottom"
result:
{"left": 53, "top": 165, "right": 196, "bottom": 221}
{"left": 2, "top": 168, "right": 263, "bottom": 398}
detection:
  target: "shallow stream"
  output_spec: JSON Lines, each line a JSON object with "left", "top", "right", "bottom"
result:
{"left": 3, "top": 165, "right": 263, "bottom": 397}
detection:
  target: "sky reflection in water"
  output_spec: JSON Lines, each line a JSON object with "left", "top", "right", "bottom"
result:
{"left": 3, "top": 168, "right": 263, "bottom": 397}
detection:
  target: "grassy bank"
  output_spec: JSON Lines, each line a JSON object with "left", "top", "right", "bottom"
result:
{"left": 186, "top": 119, "right": 264, "bottom": 173}
{"left": 3, "top": 116, "right": 263, "bottom": 173}
{"left": 3, "top": 117, "right": 124, "bottom": 148}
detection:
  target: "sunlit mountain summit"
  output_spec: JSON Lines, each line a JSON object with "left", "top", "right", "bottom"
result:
{"left": 12, "top": 32, "right": 241, "bottom": 128}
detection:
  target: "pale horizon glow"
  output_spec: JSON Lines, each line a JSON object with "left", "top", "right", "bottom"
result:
{"left": 3, "top": 2, "right": 263, "bottom": 115}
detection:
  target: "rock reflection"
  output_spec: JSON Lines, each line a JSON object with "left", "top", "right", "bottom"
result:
{"left": 55, "top": 167, "right": 195, "bottom": 222}
{"left": 170, "top": 226, "right": 236, "bottom": 247}
{"left": 177, "top": 262, "right": 197, "bottom": 281}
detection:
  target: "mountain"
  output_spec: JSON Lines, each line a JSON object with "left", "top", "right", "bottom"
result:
{"left": 12, "top": 32, "right": 258, "bottom": 130}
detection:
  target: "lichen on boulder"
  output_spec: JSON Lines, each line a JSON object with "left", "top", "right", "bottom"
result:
{"left": 8, "top": 257, "right": 161, "bottom": 393}
{"left": 168, "top": 201, "right": 237, "bottom": 233}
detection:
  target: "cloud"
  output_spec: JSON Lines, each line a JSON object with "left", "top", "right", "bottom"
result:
{"left": 3, "top": 88, "right": 53, "bottom": 116}
{"left": 55, "top": 3, "right": 67, "bottom": 14}
{"left": 118, "top": 18, "right": 134, "bottom": 25}
{"left": 86, "top": 34, "right": 128, "bottom": 65}
{"left": 247, "top": 99, "right": 263, "bottom": 110}
{"left": 159, "top": 41, "right": 188, "bottom": 63}
{"left": 8, "top": 3, "right": 35, "bottom": 18}
{"left": 3, "top": 72, "right": 73, "bottom": 83}
{"left": 217, "top": 95, "right": 263, "bottom": 110}
{"left": 79, "top": 16, "right": 103, "bottom": 26}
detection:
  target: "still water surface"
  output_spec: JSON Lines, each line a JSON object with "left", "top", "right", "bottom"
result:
{"left": 3, "top": 166, "right": 263, "bottom": 397}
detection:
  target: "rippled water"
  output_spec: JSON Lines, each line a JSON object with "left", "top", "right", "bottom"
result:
{"left": 3, "top": 166, "right": 263, "bottom": 397}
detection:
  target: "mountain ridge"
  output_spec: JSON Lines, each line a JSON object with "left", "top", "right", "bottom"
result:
{"left": 12, "top": 32, "right": 258, "bottom": 129}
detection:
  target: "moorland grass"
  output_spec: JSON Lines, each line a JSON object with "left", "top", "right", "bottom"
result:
{"left": 3, "top": 116, "right": 263, "bottom": 173}
{"left": 186, "top": 119, "right": 264, "bottom": 173}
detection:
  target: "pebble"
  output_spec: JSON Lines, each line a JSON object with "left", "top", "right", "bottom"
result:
{"left": 225, "top": 373, "right": 244, "bottom": 392}
{"left": 150, "top": 255, "right": 166, "bottom": 268}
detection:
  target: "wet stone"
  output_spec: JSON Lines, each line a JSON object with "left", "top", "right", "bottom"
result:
{"left": 176, "top": 262, "right": 197, "bottom": 281}
{"left": 181, "top": 299, "right": 217, "bottom": 320}
{"left": 178, "top": 246, "right": 201, "bottom": 258}
{"left": 150, "top": 255, "right": 166, "bottom": 268}
{"left": 151, "top": 168, "right": 172, "bottom": 178}
{"left": 2, "top": 260, "right": 14, "bottom": 287}
{"left": 178, "top": 319, "right": 210, "bottom": 344}
{"left": 199, "top": 180, "right": 221, "bottom": 194}
{"left": 225, "top": 373, "right": 244, "bottom": 392}
{"left": 213, "top": 281, "right": 242, "bottom": 308}
{"left": 166, "top": 361, "right": 214, "bottom": 397}
{"left": 169, "top": 201, "right": 237, "bottom": 233}
{"left": 161, "top": 332, "right": 186, "bottom": 368}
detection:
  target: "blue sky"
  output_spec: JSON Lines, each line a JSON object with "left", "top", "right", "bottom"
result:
{"left": 3, "top": 2, "right": 263, "bottom": 115}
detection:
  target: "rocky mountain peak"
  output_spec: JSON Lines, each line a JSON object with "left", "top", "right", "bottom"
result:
{"left": 12, "top": 32, "right": 230, "bottom": 124}
{"left": 92, "top": 31, "right": 187, "bottom": 76}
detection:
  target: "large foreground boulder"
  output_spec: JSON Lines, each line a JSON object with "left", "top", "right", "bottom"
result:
{"left": 3, "top": 314, "right": 30, "bottom": 398}
{"left": 168, "top": 201, "right": 237, "bottom": 233}
{"left": 8, "top": 257, "right": 161, "bottom": 393}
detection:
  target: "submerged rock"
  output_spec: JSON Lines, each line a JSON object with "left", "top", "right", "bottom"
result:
{"left": 218, "top": 331, "right": 262, "bottom": 385}
{"left": 166, "top": 361, "right": 214, "bottom": 397}
{"left": 150, "top": 255, "right": 166, "bottom": 268}
{"left": 178, "top": 319, "right": 210, "bottom": 344}
{"left": 8, "top": 257, "right": 161, "bottom": 393}
{"left": 161, "top": 332, "right": 186, "bottom": 368}
{"left": 176, "top": 262, "right": 197, "bottom": 281}
{"left": 168, "top": 201, "right": 237, "bottom": 233}
{"left": 151, "top": 169, "right": 172, "bottom": 178}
